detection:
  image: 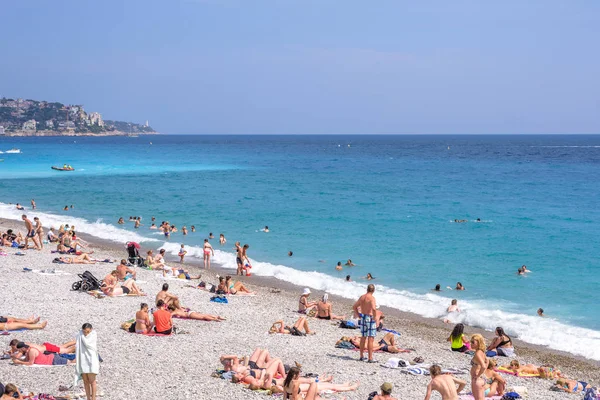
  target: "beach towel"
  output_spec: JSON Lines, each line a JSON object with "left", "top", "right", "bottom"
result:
{"left": 74, "top": 329, "right": 100, "bottom": 387}
{"left": 381, "top": 357, "right": 407, "bottom": 369}
{"left": 381, "top": 328, "right": 401, "bottom": 336}
{"left": 23, "top": 268, "right": 71, "bottom": 276}
{"left": 459, "top": 396, "right": 502, "bottom": 400}
{"left": 210, "top": 295, "right": 228, "bottom": 303}
{"left": 496, "top": 367, "right": 539, "bottom": 378}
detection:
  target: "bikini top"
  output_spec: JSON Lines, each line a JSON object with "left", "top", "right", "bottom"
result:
{"left": 498, "top": 335, "right": 512, "bottom": 347}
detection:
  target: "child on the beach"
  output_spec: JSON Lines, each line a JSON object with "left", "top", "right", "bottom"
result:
{"left": 178, "top": 244, "right": 187, "bottom": 263}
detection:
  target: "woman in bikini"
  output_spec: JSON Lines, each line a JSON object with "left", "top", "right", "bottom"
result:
{"left": 232, "top": 357, "right": 287, "bottom": 385}
{"left": 0, "top": 315, "right": 47, "bottom": 331}
{"left": 167, "top": 304, "right": 226, "bottom": 321}
{"left": 348, "top": 332, "right": 410, "bottom": 353}
{"left": 505, "top": 360, "right": 553, "bottom": 376}
{"left": 203, "top": 239, "right": 214, "bottom": 270}
{"left": 269, "top": 317, "right": 315, "bottom": 335}
{"left": 220, "top": 348, "right": 274, "bottom": 373}
{"left": 482, "top": 360, "right": 505, "bottom": 397}
{"left": 316, "top": 294, "right": 344, "bottom": 320}
{"left": 486, "top": 327, "right": 514, "bottom": 357}
{"left": 554, "top": 378, "right": 589, "bottom": 393}
{"left": 470, "top": 334, "right": 489, "bottom": 400}
{"left": 298, "top": 288, "right": 317, "bottom": 314}
{"left": 135, "top": 303, "right": 153, "bottom": 334}
{"left": 225, "top": 275, "right": 254, "bottom": 295}
{"left": 102, "top": 271, "right": 144, "bottom": 296}
{"left": 283, "top": 367, "right": 321, "bottom": 400}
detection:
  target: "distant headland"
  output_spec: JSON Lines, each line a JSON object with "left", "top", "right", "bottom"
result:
{"left": 0, "top": 97, "right": 158, "bottom": 136}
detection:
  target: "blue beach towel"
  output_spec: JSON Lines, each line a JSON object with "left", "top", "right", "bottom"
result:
{"left": 382, "top": 328, "right": 402, "bottom": 336}
{"left": 210, "top": 295, "right": 228, "bottom": 304}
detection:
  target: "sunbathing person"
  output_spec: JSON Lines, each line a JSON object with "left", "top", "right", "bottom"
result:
{"left": 153, "top": 300, "right": 173, "bottom": 335}
{"left": 162, "top": 265, "right": 201, "bottom": 280}
{"left": 220, "top": 348, "right": 276, "bottom": 373}
{"left": 486, "top": 327, "right": 514, "bottom": 357}
{"left": 102, "top": 270, "right": 144, "bottom": 296}
{"left": 232, "top": 358, "right": 287, "bottom": 385}
{"left": 134, "top": 303, "right": 154, "bottom": 334}
{"left": 554, "top": 378, "right": 589, "bottom": 393}
{"left": 8, "top": 339, "right": 75, "bottom": 357}
{"left": 348, "top": 333, "right": 410, "bottom": 353}
{"left": 298, "top": 288, "right": 317, "bottom": 314}
{"left": 482, "top": 360, "right": 505, "bottom": 397}
{"left": 269, "top": 317, "right": 315, "bottom": 335}
{"left": 1, "top": 384, "right": 23, "bottom": 400}
{"left": 167, "top": 304, "right": 226, "bottom": 321}
{"left": 316, "top": 294, "right": 345, "bottom": 320}
{"left": 58, "top": 253, "right": 95, "bottom": 264}
{"left": 281, "top": 367, "right": 358, "bottom": 400}
{"left": 116, "top": 259, "right": 136, "bottom": 280}
{"left": 0, "top": 316, "right": 47, "bottom": 331}
{"left": 225, "top": 275, "right": 255, "bottom": 295}
{"left": 156, "top": 283, "right": 182, "bottom": 310}
{"left": 11, "top": 342, "right": 75, "bottom": 366}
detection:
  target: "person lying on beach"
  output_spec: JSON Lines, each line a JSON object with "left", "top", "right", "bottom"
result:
{"left": 268, "top": 371, "right": 356, "bottom": 395}
{"left": 0, "top": 384, "right": 23, "bottom": 400}
{"left": 282, "top": 367, "right": 358, "bottom": 400}
{"left": 298, "top": 288, "right": 317, "bottom": 313}
{"left": 57, "top": 254, "right": 95, "bottom": 264}
{"left": 316, "top": 294, "right": 344, "bottom": 320}
{"left": 486, "top": 327, "right": 514, "bottom": 356}
{"left": 232, "top": 358, "right": 287, "bottom": 386}
{"left": 269, "top": 317, "right": 315, "bottom": 335}
{"left": 162, "top": 265, "right": 201, "bottom": 280}
{"left": 153, "top": 300, "right": 173, "bottom": 335}
{"left": 167, "top": 304, "right": 226, "bottom": 321}
{"left": 347, "top": 333, "right": 410, "bottom": 353}
{"left": 220, "top": 348, "right": 275, "bottom": 373}
{"left": 102, "top": 270, "right": 144, "bottom": 296}
{"left": 8, "top": 340, "right": 76, "bottom": 357}
{"left": 156, "top": 283, "right": 182, "bottom": 310}
{"left": 424, "top": 364, "right": 466, "bottom": 400}
{"left": 482, "top": 360, "right": 505, "bottom": 397}
{"left": 134, "top": 303, "right": 154, "bottom": 334}
{"left": 11, "top": 342, "right": 75, "bottom": 366}
{"left": 504, "top": 360, "right": 561, "bottom": 377}
{"left": 225, "top": 275, "right": 255, "bottom": 295}
{"left": 0, "top": 316, "right": 47, "bottom": 331}
{"left": 554, "top": 378, "right": 589, "bottom": 393}
{"left": 116, "top": 259, "right": 136, "bottom": 280}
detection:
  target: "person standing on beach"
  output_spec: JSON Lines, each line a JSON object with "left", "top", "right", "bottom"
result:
{"left": 203, "top": 239, "right": 214, "bottom": 269}
{"left": 235, "top": 242, "right": 243, "bottom": 275}
{"left": 21, "top": 215, "right": 40, "bottom": 250}
{"left": 352, "top": 284, "right": 378, "bottom": 362}
{"left": 75, "top": 323, "right": 100, "bottom": 400}
{"left": 424, "top": 364, "right": 466, "bottom": 400}
{"left": 34, "top": 217, "right": 44, "bottom": 249}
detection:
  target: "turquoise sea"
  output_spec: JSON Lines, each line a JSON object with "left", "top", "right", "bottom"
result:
{"left": 1, "top": 134, "right": 599, "bottom": 359}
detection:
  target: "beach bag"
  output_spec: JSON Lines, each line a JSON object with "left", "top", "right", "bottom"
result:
{"left": 501, "top": 392, "right": 521, "bottom": 400}
{"left": 340, "top": 320, "right": 358, "bottom": 329}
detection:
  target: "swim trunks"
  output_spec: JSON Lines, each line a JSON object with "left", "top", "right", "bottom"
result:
{"left": 27, "top": 230, "right": 36, "bottom": 238}
{"left": 316, "top": 315, "right": 331, "bottom": 320}
{"left": 360, "top": 314, "right": 376, "bottom": 337}
{"left": 121, "top": 286, "right": 130, "bottom": 294}
{"left": 0, "top": 316, "right": 7, "bottom": 323}
{"left": 43, "top": 342, "right": 61, "bottom": 353}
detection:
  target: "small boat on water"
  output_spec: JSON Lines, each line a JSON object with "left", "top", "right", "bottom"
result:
{"left": 5, "top": 148, "right": 21, "bottom": 154}
{"left": 51, "top": 166, "right": 75, "bottom": 171}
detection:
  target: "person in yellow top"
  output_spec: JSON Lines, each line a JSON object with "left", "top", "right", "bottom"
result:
{"left": 447, "top": 323, "right": 470, "bottom": 352}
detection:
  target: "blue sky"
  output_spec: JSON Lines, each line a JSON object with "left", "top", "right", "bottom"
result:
{"left": 1, "top": 0, "right": 599, "bottom": 134}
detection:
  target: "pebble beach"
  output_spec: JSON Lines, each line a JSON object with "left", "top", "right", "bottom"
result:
{"left": 1, "top": 219, "right": 599, "bottom": 400}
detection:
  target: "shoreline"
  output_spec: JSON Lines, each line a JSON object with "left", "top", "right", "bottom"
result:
{"left": 0, "top": 216, "right": 598, "bottom": 399}
{"left": 3, "top": 215, "right": 599, "bottom": 375}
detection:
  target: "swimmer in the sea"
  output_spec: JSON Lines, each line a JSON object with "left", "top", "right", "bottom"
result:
{"left": 476, "top": 218, "right": 481, "bottom": 222}
{"left": 345, "top": 259, "right": 355, "bottom": 266}
{"left": 288, "top": 251, "right": 293, "bottom": 257}
{"left": 537, "top": 308, "right": 544, "bottom": 317}
{"left": 118, "top": 217, "right": 125, "bottom": 225}
{"left": 191, "top": 225, "right": 196, "bottom": 232}
{"left": 335, "top": 262, "right": 343, "bottom": 271}
{"left": 521, "top": 265, "right": 530, "bottom": 273}
{"left": 455, "top": 282, "right": 465, "bottom": 291}
{"left": 432, "top": 284, "right": 441, "bottom": 292}
{"left": 517, "top": 268, "right": 524, "bottom": 275}
{"left": 263, "top": 226, "right": 269, "bottom": 233}
{"left": 182, "top": 226, "right": 188, "bottom": 235}
{"left": 346, "top": 275, "right": 351, "bottom": 282}
{"left": 365, "top": 273, "right": 374, "bottom": 280}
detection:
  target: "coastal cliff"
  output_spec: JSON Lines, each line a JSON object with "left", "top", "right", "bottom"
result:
{"left": 0, "top": 97, "right": 158, "bottom": 136}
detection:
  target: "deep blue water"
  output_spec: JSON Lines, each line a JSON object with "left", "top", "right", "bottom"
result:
{"left": 1, "top": 134, "right": 599, "bottom": 358}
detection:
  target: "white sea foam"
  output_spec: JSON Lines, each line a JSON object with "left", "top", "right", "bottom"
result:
{"left": 0, "top": 203, "right": 158, "bottom": 245}
{"left": 157, "top": 241, "right": 600, "bottom": 360}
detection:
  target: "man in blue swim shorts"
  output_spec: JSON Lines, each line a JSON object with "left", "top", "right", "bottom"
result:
{"left": 353, "top": 284, "right": 378, "bottom": 363}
